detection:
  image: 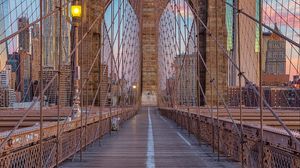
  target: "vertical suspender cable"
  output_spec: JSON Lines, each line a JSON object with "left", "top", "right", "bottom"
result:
{"left": 122, "top": 0, "right": 125, "bottom": 108}
{"left": 84, "top": 0, "right": 89, "bottom": 146}
{"left": 110, "top": 0, "right": 114, "bottom": 135}
{"left": 196, "top": 0, "right": 202, "bottom": 142}
{"left": 236, "top": 0, "right": 244, "bottom": 166}
{"left": 178, "top": 0, "right": 182, "bottom": 108}
{"left": 99, "top": 8, "right": 104, "bottom": 146}
{"left": 39, "top": 0, "right": 44, "bottom": 167}
{"left": 123, "top": 0, "right": 125, "bottom": 108}
{"left": 215, "top": 0, "right": 220, "bottom": 161}
{"left": 79, "top": 0, "right": 83, "bottom": 161}
{"left": 99, "top": 24, "right": 103, "bottom": 145}
{"left": 56, "top": 0, "right": 63, "bottom": 166}
{"left": 117, "top": 0, "right": 121, "bottom": 117}
{"left": 84, "top": 49, "right": 88, "bottom": 147}
{"left": 211, "top": 2, "right": 215, "bottom": 154}
{"left": 187, "top": 1, "right": 192, "bottom": 137}
{"left": 174, "top": 1, "right": 179, "bottom": 124}
{"left": 259, "top": 0, "right": 264, "bottom": 167}
{"left": 184, "top": 0, "right": 190, "bottom": 137}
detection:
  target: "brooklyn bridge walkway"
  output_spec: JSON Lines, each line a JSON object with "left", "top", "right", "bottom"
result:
{"left": 61, "top": 107, "right": 240, "bottom": 168}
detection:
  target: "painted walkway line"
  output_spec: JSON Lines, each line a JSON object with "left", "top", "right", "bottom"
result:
{"left": 147, "top": 107, "right": 155, "bottom": 168}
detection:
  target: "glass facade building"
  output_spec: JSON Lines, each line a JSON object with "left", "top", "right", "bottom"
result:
{"left": 0, "top": 0, "right": 39, "bottom": 54}
{"left": 0, "top": 0, "right": 8, "bottom": 70}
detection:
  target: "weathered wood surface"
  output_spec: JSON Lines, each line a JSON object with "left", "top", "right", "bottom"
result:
{"left": 61, "top": 107, "right": 240, "bottom": 168}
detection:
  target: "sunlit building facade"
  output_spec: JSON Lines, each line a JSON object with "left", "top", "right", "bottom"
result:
{"left": 0, "top": 0, "right": 40, "bottom": 69}
{"left": 226, "top": 0, "right": 259, "bottom": 86}
{"left": 0, "top": 0, "right": 8, "bottom": 70}
{"left": 43, "top": 0, "right": 71, "bottom": 67}
{"left": 264, "top": 25, "right": 286, "bottom": 75}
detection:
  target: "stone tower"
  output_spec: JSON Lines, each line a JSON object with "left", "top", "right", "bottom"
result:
{"left": 81, "top": 0, "right": 228, "bottom": 106}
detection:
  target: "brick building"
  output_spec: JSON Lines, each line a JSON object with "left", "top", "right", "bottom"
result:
{"left": 0, "top": 88, "right": 16, "bottom": 107}
{"left": 174, "top": 53, "right": 197, "bottom": 106}
{"left": 263, "top": 24, "right": 286, "bottom": 75}
{"left": 228, "top": 86, "right": 300, "bottom": 107}
{"left": 19, "top": 50, "right": 32, "bottom": 101}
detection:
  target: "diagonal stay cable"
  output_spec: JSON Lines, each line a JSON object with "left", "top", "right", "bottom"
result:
{"left": 223, "top": 0, "right": 300, "bottom": 48}
{"left": 0, "top": 0, "right": 71, "bottom": 45}
{"left": 171, "top": 0, "right": 242, "bottom": 137}
{"left": 70, "top": 5, "right": 140, "bottom": 160}
{"left": 0, "top": 73, "right": 58, "bottom": 152}
{"left": 44, "top": 25, "right": 116, "bottom": 165}
{"left": 0, "top": 0, "right": 111, "bottom": 154}
{"left": 186, "top": 0, "right": 300, "bottom": 147}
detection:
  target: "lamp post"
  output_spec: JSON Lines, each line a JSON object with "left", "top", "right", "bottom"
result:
{"left": 132, "top": 85, "right": 137, "bottom": 105}
{"left": 71, "top": 2, "right": 82, "bottom": 119}
{"left": 132, "top": 85, "right": 137, "bottom": 89}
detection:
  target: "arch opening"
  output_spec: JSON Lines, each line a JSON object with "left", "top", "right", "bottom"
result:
{"left": 158, "top": 0, "right": 198, "bottom": 107}
{"left": 100, "top": 0, "right": 141, "bottom": 107}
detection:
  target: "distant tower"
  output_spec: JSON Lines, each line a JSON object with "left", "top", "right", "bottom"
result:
{"left": 0, "top": 2, "right": 8, "bottom": 70}
{"left": 261, "top": 24, "right": 288, "bottom": 86}
{"left": 18, "top": 17, "right": 30, "bottom": 52}
{"left": 31, "top": 24, "right": 41, "bottom": 98}
{"left": 43, "top": 0, "right": 71, "bottom": 67}
{"left": 265, "top": 24, "right": 286, "bottom": 75}
{"left": 7, "top": 52, "right": 21, "bottom": 90}
{"left": 31, "top": 24, "right": 40, "bottom": 81}
{"left": 19, "top": 50, "right": 32, "bottom": 102}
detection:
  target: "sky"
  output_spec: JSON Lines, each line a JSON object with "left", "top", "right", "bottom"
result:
{"left": 0, "top": 0, "right": 299, "bottom": 77}
{"left": 0, "top": 0, "right": 39, "bottom": 70}
{"left": 103, "top": 0, "right": 140, "bottom": 86}
{"left": 225, "top": 0, "right": 299, "bottom": 78}
{"left": 263, "top": 0, "right": 300, "bottom": 77}
{"left": 0, "top": 0, "right": 7, "bottom": 69}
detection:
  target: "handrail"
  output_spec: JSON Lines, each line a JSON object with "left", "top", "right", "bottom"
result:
{"left": 160, "top": 107, "right": 300, "bottom": 152}
{"left": 0, "top": 107, "right": 134, "bottom": 153}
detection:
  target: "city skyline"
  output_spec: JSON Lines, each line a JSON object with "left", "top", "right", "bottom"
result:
{"left": 0, "top": 1, "right": 299, "bottom": 167}
{"left": 0, "top": 0, "right": 299, "bottom": 93}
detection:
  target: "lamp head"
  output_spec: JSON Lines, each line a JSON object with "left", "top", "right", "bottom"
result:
{"left": 71, "top": 5, "right": 82, "bottom": 18}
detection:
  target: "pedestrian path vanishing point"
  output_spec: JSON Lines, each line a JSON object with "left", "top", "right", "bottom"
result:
{"left": 61, "top": 107, "right": 241, "bottom": 168}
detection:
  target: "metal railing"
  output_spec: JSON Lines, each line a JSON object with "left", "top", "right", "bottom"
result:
{"left": 0, "top": 107, "right": 137, "bottom": 168}
{"left": 159, "top": 107, "right": 300, "bottom": 168}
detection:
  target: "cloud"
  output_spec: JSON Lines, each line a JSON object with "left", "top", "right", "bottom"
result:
{"left": 167, "top": 1, "right": 194, "bottom": 18}
{"left": 263, "top": 3, "right": 300, "bottom": 29}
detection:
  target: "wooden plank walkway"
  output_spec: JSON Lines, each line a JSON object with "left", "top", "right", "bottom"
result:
{"left": 61, "top": 107, "right": 240, "bottom": 168}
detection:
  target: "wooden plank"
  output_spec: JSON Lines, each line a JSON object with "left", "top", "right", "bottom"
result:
{"left": 61, "top": 107, "right": 240, "bottom": 168}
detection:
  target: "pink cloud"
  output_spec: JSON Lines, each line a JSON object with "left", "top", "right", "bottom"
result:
{"left": 168, "top": 1, "right": 194, "bottom": 18}
{"left": 263, "top": 4, "right": 300, "bottom": 29}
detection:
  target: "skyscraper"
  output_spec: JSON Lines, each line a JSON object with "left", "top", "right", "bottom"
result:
{"left": 18, "top": 17, "right": 30, "bottom": 52}
{"left": 2, "top": 0, "right": 40, "bottom": 55}
{"left": 226, "top": 0, "right": 259, "bottom": 86}
{"left": 7, "top": 52, "right": 21, "bottom": 90}
{"left": 264, "top": 25, "right": 286, "bottom": 75}
{"left": 31, "top": 24, "right": 40, "bottom": 81}
{"left": 0, "top": 65, "right": 12, "bottom": 88}
{"left": 19, "top": 50, "right": 32, "bottom": 102}
{"left": 0, "top": 0, "right": 8, "bottom": 70}
{"left": 261, "top": 25, "right": 288, "bottom": 86}
{"left": 43, "top": 0, "right": 71, "bottom": 67}
{"left": 40, "top": 66, "right": 57, "bottom": 105}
